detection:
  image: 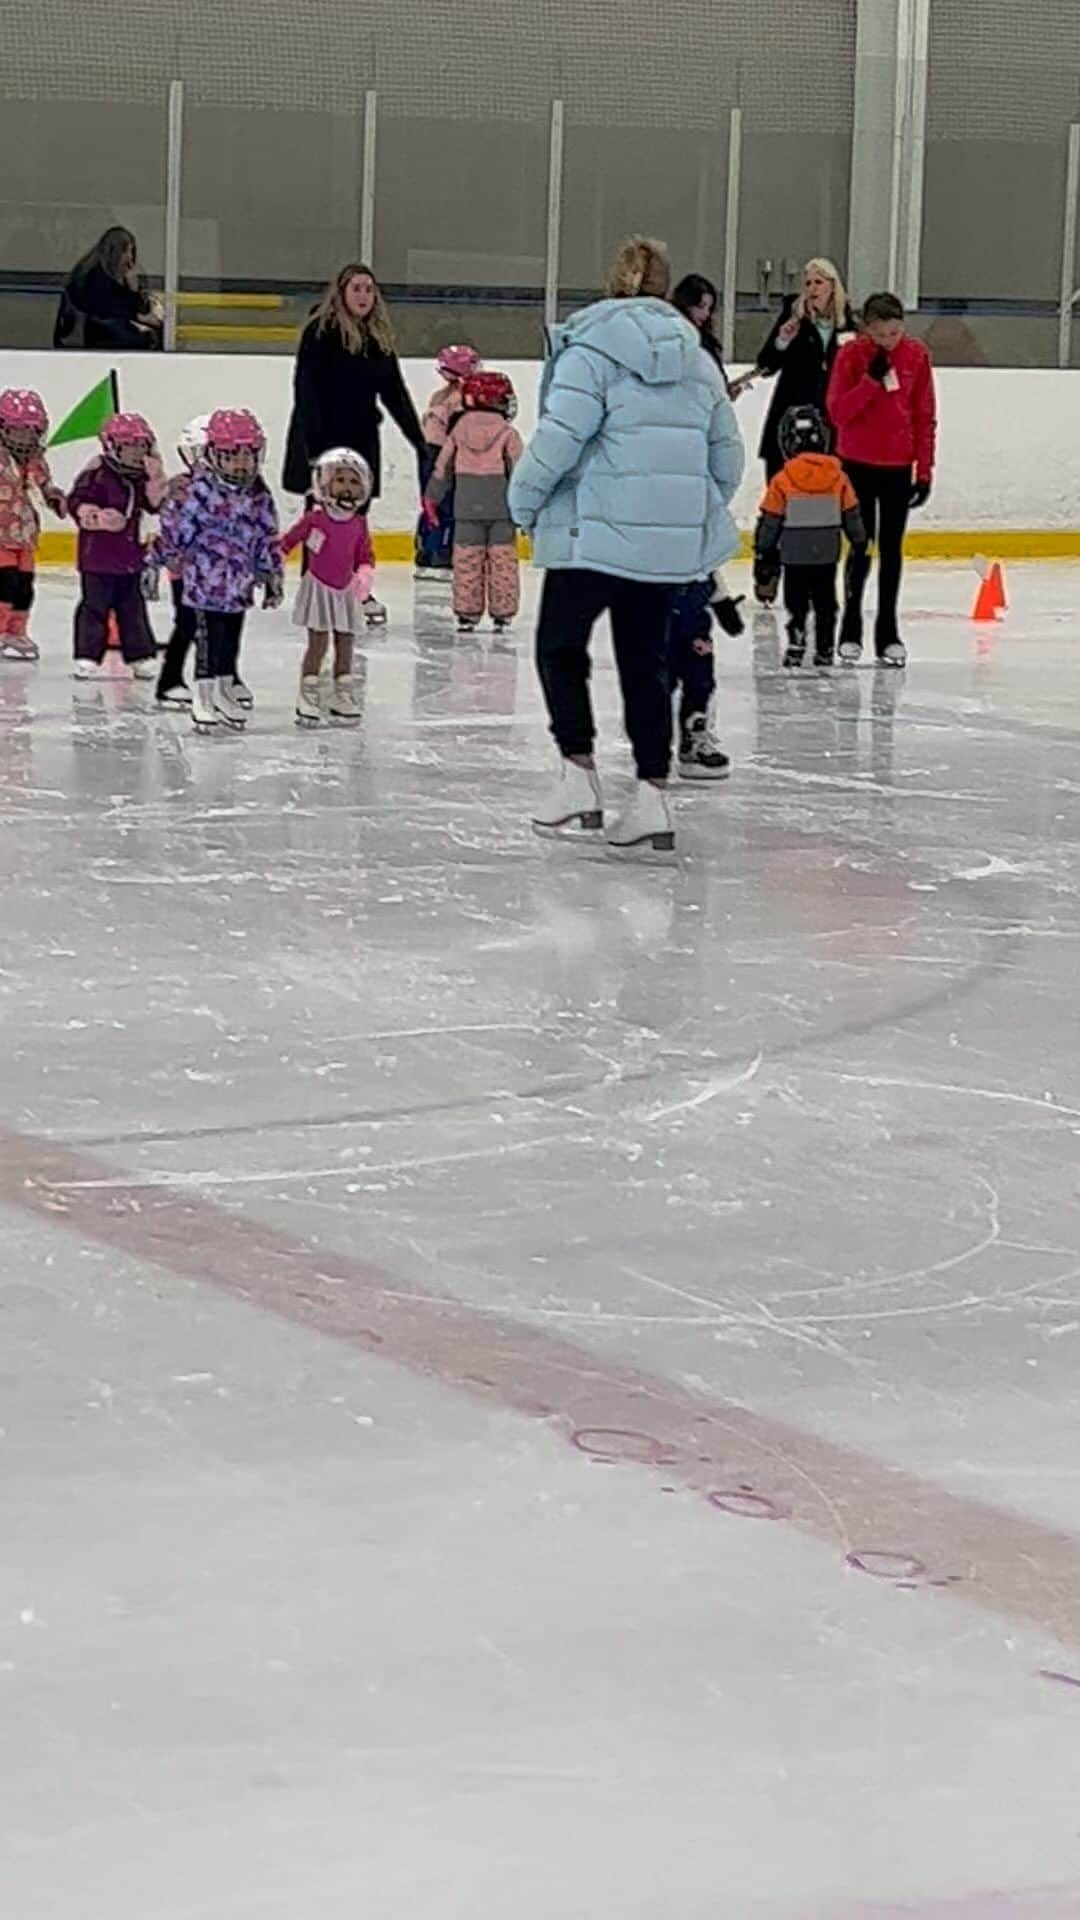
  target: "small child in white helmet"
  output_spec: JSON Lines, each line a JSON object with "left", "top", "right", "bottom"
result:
{"left": 152, "top": 414, "right": 208, "bottom": 709}
{"left": 279, "top": 447, "right": 374, "bottom": 726}
{"left": 0, "top": 388, "right": 65, "bottom": 661}
{"left": 156, "top": 407, "right": 281, "bottom": 733}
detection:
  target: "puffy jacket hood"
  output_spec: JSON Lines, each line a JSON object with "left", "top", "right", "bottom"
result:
{"left": 552, "top": 297, "right": 703, "bottom": 387}
{"left": 784, "top": 453, "right": 847, "bottom": 494}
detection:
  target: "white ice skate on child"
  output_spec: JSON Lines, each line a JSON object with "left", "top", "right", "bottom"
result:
{"left": 72, "top": 657, "right": 103, "bottom": 680}
{"left": 213, "top": 677, "right": 247, "bottom": 729}
{"left": 295, "top": 674, "right": 323, "bottom": 727}
{"left": 191, "top": 679, "right": 220, "bottom": 732}
{"left": 329, "top": 675, "right": 361, "bottom": 722}
{"left": 229, "top": 675, "right": 254, "bottom": 708}
{"left": 678, "top": 711, "right": 731, "bottom": 781}
{"left": 606, "top": 782, "right": 676, "bottom": 859}
{"left": 531, "top": 759, "right": 604, "bottom": 838}
{"left": 362, "top": 595, "right": 387, "bottom": 628}
{"left": 130, "top": 657, "right": 158, "bottom": 681}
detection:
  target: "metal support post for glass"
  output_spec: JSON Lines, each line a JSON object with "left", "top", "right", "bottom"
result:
{"left": 360, "top": 90, "right": 378, "bottom": 264}
{"left": 545, "top": 99, "right": 565, "bottom": 332}
{"left": 889, "top": 0, "right": 929, "bottom": 308}
{"left": 1058, "top": 123, "right": 1080, "bottom": 369}
{"left": 722, "top": 106, "right": 742, "bottom": 368}
{"left": 163, "top": 79, "right": 184, "bottom": 353}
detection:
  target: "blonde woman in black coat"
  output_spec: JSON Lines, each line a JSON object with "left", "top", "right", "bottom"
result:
{"left": 737, "top": 258, "right": 855, "bottom": 477}
{"left": 733, "top": 257, "right": 854, "bottom": 602}
{"left": 282, "top": 264, "right": 424, "bottom": 618}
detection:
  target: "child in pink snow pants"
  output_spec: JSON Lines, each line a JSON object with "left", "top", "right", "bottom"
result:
{"left": 426, "top": 370, "right": 522, "bottom": 632}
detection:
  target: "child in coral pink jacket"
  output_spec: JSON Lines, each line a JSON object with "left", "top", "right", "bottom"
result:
{"left": 0, "top": 389, "right": 65, "bottom": 660}
{"left": 426, "top": 371, "right": 522, "bottom": 632}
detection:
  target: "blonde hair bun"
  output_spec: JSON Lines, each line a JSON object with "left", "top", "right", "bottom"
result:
{"left": 607, "top": 236, "right": 671, "bottom": 301}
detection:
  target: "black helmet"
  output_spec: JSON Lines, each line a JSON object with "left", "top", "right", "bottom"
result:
{"left": 778, "top": 404, "right": 829, "bottom": 462}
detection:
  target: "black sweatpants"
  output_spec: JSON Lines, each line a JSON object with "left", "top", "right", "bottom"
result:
{"left": 842, "top": 462, "right": 911, "bottom": 651}
{"left": 784, "top": 564, "right": 838, "bottom": 658}
{"left": 74, "top": 572, "right": 155, "bottom": 664}
{"left": 536, "top": 568, "right": 675, "bottom": 782}
{"left": 194, "top": 610, "right": 245, "bottom": 682}
{"left": 156, "top": 578, "right": 198, "bottom": 695}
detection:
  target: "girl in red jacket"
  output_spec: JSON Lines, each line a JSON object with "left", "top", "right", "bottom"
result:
{"left": 825, "top": 292, "right": 937, "bottom": 667}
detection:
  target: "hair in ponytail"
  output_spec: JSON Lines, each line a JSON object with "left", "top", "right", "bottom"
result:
{"left": 606, "top": 236, "right": 671, "bottom": 300}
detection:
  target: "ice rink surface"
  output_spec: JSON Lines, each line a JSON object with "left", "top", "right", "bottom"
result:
{"left": 3, "top": 560, "right": 1080, "bottom": 1919}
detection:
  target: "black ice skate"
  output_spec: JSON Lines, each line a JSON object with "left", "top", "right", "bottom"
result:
{"left": 783, "top": 627, "right": 807, "bottom": 669}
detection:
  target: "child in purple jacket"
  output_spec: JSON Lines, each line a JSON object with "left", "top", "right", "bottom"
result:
{"left": 155, "top": 408, "right": 281, "bottom": 734}
{"left": 67, "top": 412, "right": 165, "bottom": 678}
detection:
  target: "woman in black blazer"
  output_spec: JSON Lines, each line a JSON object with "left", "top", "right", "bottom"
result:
{"left": 282, "top": 263, "right": 424, "bottom": 502}
{"left": 739, "top": 257, "right": 855, "bottom": 479}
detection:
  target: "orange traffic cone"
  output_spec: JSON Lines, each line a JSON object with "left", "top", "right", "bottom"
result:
{"left": 106, "top": 611, "right": 120, "bottom": 649}
{"left": 971, "top": 558, "right": 1007, "bottom": 623}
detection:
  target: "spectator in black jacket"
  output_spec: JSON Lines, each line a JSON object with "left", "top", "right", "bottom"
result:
{"left": 54, "top": 227, "right": 163, "bottom": 351}
{"left": 282, "top": 263, "right": 425, "bottom": 502}
{"left": 736, "top": 257, "right": 854, "bottom": 479}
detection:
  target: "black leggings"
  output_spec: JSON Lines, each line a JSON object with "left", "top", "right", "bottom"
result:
{"left": 842, "top": 462, "right": 911, "bottom": 650}
{"left": 536, "top": 568, "right": 675, "bottom": 782}
{"left": 157, "top": 578, "right": 197, "bottom": 694}
{"left": 194, "top": 610, "right": 245, "bottom": 681}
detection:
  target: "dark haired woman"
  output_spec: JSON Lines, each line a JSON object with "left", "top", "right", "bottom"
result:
{"left": 54, "top": 227, "right": 162, "bottom": 351}
{"left": 672, "top": 273, "right": 730, "bottom": 389}
{"left": 826, "top": 291, "right": 937, "bottom": 667}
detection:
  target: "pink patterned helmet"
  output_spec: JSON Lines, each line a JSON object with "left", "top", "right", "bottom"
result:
{"left": 436, "top": 344, "right": 481, "bottom": 382}
{"left": 0, "top": 387, "right": 48, "bottom": 455}
{"left": 101, "top": 411, "right": 155, "bottom": 473}
{"left": 206, "top": 407, "right": 265, "bottom": 486}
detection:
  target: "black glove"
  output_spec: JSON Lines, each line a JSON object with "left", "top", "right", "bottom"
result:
{"left": 712, "top": 594, "right": 746, "bottom": 638}
{"left": 868, "top": 348, "right": 890, "bottom": 383}
{"left": 909, "top": 479, "right": 931, "bottom": 510}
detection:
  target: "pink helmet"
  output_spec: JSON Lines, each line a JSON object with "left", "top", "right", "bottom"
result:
{"left": 206, "top": 407, "right": 265, "bottom": 486}
{"left": 206, "top": 407, "right": 264, "bottom": 452}
{"left": 101, "top": 412, "right": 154, "bottom": 472}
{"left": 436, "top": 344, "right": 481, "bottom": 382}
{"left": 0, "top": 389, "right": 48, "bottom": 447}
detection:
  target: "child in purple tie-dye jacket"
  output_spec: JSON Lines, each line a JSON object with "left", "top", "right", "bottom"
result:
{"left": 155, "top": 408, "right": 281, "bottom": 733}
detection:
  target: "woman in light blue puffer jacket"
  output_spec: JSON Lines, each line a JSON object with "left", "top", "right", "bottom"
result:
{"left": 509, "top": 236, "right": 744, "bottom": 856}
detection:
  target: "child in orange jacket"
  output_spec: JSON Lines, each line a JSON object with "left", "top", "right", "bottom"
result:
{"left": 754, "top": 404, "right": 866, "bottom": 669}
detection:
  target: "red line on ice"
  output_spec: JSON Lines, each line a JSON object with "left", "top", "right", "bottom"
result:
{"left": 4, "top": 1122, "right": 1080, "bottom": 1651}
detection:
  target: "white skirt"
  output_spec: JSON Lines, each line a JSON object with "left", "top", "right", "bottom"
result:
{"left": 292, "top": 573, "right": 365, "bottom": 636}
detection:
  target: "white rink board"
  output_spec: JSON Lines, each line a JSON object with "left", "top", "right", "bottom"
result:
{"left": 1, "top": 347, "right": 1079, "bottom": 536}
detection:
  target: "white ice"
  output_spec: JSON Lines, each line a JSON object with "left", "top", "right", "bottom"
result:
{"left": 3, "top": 561, "right": 1080, "bottom": 1919}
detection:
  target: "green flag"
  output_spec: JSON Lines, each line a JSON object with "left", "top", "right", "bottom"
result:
{"left": 48, "top": 370, "right": 120, "bottom": 448}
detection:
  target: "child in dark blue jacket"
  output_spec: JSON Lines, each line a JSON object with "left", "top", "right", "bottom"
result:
{"left": 670, "top": 573, "right": 744, "bottom": 779}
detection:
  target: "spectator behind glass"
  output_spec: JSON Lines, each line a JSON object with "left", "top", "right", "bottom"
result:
{"left": 54, "top": 227, "right": 163, "bottom": 352}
